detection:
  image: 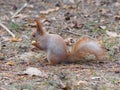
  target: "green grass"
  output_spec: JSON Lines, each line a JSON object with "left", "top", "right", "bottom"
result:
{"left": 10, "top": 23, "right": 20, "bottom": 30}
{"left": 86, "top": 21, "right": 107, "bottom": 34}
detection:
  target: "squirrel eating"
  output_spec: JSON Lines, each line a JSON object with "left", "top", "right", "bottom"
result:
{"left": 31, "top": 18, "right": 107, "bottom": 65}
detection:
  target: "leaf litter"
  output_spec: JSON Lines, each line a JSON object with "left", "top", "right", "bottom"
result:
{"left": 0, "top": 0, "right": 120, "bottom": 90}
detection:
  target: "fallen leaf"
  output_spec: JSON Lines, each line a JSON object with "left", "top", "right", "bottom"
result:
{"left": 114, "top": 2, "right": 120, "bottom": 7}
{"left": 27, "top": 4, "right": 34, "bottom": 9}
{"left": 63, "top": 5, "right": 69, "bottom": 9}
{"left": 13, "top": 14, "right": 28, "bottom": 19}
{"left": 40, "top": 14, "right": 46, "bottom": 19}
{"left": 6, "top": 61, "right": 15, "bottom": 66}
{"left": 0, "top": 87, "right": 7, "bottom": 90}
{"left": 112, "top": 46, "right": 120, "bottom": 54}
{"left": 99, "top": 8, "right": 109, "bottom": 15}
{"left": 77, "top": 80, "right": 88, "bottom": 87}
{"left": 40, "top": 7, "right": 60, "bottom": 15}
{"left": 23, "top": 67, "right": 47, "bottom": 77}
{"left": 72, "top": 22, "right": 84, "bottom": 29}
{"left": 87, "top": 0, "right": 93, "bottom": 4}
{"left": 10, "top": 38, "right": 22, "bottom": 42}
{"left": 19, "top": 52, "right": 34, "bottom": 59}
{"left": 106, "top": 31, "right": 120, "bottom": 37}
{"left": 114, "top": 15, "right": 120, "bottom": 21}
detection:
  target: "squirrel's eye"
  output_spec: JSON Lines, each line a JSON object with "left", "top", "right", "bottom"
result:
{"left": 32, "top": 34, "right": 35, "bottom": 37}
{"left": 32, "top": 33, "right": 35, "bottom": 37}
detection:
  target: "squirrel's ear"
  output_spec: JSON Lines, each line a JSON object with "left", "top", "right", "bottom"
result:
{"left": 35, "top": 18, "right": 46, "bottom": 35}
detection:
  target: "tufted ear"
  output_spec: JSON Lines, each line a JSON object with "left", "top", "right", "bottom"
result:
{"left": 35, "top": 18, "right": 46, "bottom": 35}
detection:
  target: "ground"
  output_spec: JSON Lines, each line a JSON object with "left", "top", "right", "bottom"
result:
{"left": 0, "top": 0, "right": 120, "bottom": 90}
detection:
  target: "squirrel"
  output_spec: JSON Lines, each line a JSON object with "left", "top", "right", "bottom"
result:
{"left": 31, "top": 18, "right": 107, "bottom": 65}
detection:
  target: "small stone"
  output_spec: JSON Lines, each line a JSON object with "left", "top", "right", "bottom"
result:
{"left": 91, "top": 77, "right": 101, "bottom": 81}
{"left": 99, "top": 26, "right": 106, "bottom": 30}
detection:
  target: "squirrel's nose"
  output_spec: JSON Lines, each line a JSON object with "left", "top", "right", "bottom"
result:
{"left": 30, "top": 32, "right": 36, "bottom": 42}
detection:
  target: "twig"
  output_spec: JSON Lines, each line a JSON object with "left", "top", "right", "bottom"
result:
{"left": 81, "top": 0, "right": 85, "bottom": 14}
{"left": 62, "top": 29, "right": 82, "bottom": 36}
{"left": 0, "top": 22, "right": 15, "bottom": 38}
{"left": 40, "top": 7, "right": 60, "bottom": 15}
{"left": 11, "top": 2, "right": 28, "bottom": 19}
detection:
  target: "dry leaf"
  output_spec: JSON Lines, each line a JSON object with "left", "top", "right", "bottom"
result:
{"left": 6, "top": 61, "right": 15, "bottom": 66}
{"left": 0, "top": 87, "right": 7, "bottom": 90}
{"left": 77, "top": 80, "right": 88, "bottom": 86}
{"left": 40, "top": 14, "right": 46, "bottom": 19}
{"left": 87, "top": 0, "right": 93, "bottom": 4}
{"left": 40, "top": 7, "right": 60, "bottom": 15}
{"left": 113, "top": 46, "right": 120, "bottom": 54}
{"left": 106, "top": 31, "right": 120, "bottom": 37}
{"left": 10, "top": 38, "right": 22, "bottom": 42}
{"left": 114, "top": 15, "right": 120, "bottom": 21}
{"left": 99, "top": 8, "right": 108, "bottom": 15}
{"left": 63, "top": 5, "right": 69, "bottom": 9}
{"left": 23, "top": 67, "right": 47, "bottom": 77}
{"left": 14, "top": 14, "right": 28, "bottom": 19}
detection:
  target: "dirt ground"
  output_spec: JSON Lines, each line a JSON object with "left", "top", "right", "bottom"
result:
{"left": 0, "top": 0, "right": 120, "bottom": 90}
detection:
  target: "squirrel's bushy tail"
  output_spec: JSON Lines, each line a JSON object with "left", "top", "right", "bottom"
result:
{"left": 65, "top": 36, "right": 107, "bottom": 63}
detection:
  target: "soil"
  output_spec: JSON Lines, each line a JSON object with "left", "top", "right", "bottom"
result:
{"left": 0, "top": 0, "right": 120, "bottom": 90}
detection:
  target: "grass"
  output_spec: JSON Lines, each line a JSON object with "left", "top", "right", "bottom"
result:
{"left": 109, "top": 78, "right": 118, "bottom": 85}
{"left": 10, "top": 23, "right": 20, "bottom": 30}
{"left": 85, "top": 21, "right": 107, "bottom": 35}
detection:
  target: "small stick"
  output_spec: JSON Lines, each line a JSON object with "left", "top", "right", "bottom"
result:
{"left": 62, "top": 29, "right": 82, "bottom": 36}
{"left": 11, "top": 2, "right": 28, "bottom": 19}
{"left": 0, "top": 22, "right": 15, "bottom": 38}
{"left": 81, "top": 0, "right": 85, "bottom": 14}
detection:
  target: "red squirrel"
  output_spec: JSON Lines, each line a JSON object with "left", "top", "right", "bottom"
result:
{"left": 31, "top": 18, "right": 107, "bottom": 65}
